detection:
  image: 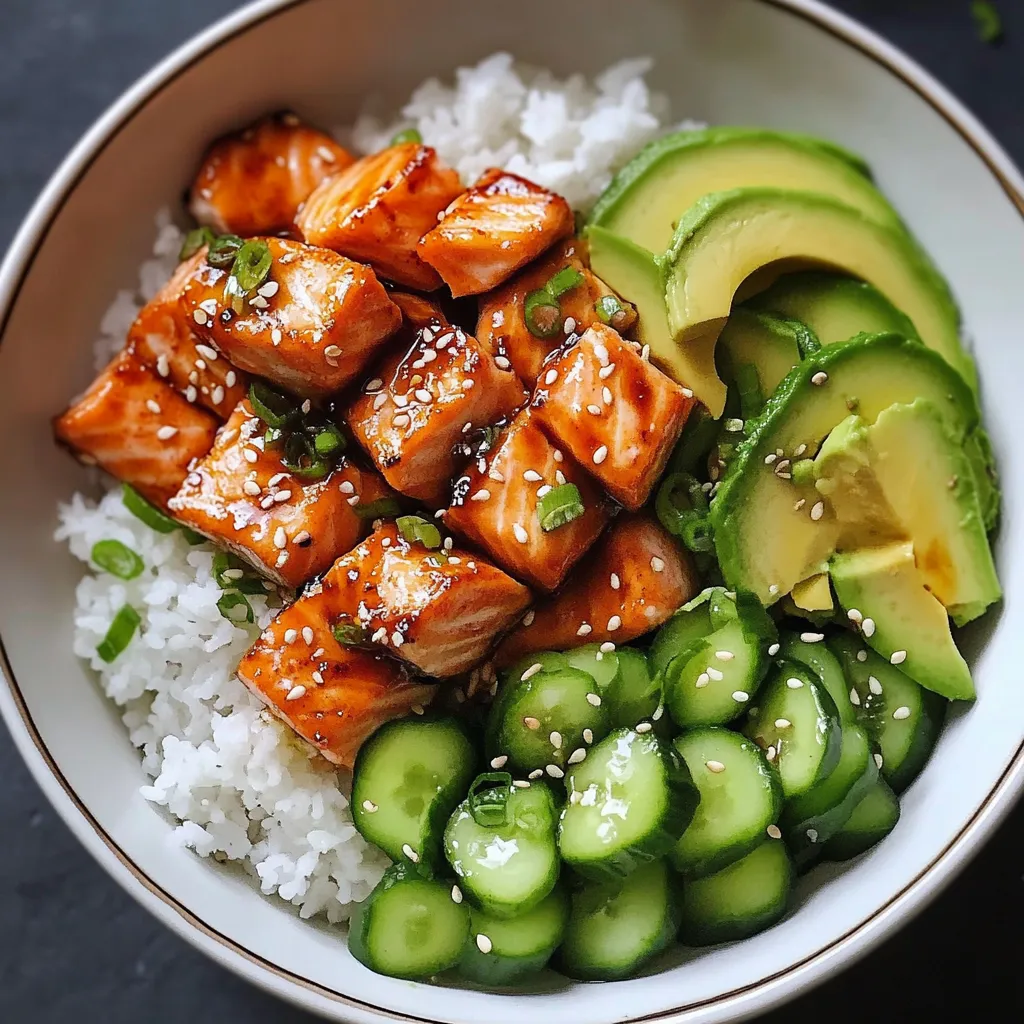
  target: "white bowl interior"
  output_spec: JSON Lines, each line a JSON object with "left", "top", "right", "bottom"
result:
{"left": 2, "top": 1, "right": 1023, "bottom": 1022}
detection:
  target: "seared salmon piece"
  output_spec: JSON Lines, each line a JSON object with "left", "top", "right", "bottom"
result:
{"left": 296, "top": 143, "right": 463, "bottom": 291}
{"left": 322, "top": 523, "right": 532, "bottom": 678}
{"left": 418, "top": 169, "right": 574, "bottom": 297}
{"left": 237, "top": 589, "right": 436, "bottom": 769}
{"left": 128, "top": 251, "right": 248, "bottom": 418}
{"left": 493, "top": 515, "right": 699, "bottom": 667}
{"left": 169, "top": 400, "right": 393, "bottom": 587}
{"left": 189, "top": 112, "right": 354, "bottom": 237}
{"left": 388, "top": 290, "right": 451, "bottom": 331}
{"left": 347, "top": 324, "right": 527, "bottom": 506}
{"left": 532, "top": 323, "right": 694, "bottom": 510}
{"left": 54, "top": 350, "right": 218, "bottom": 507}
{"left": 477, "top": 238, "right": 637, "bottom": 385}
{"left": 445, "top": 409, "right": 612, "bottom": 592}
{"left": 178, "top": 237, "right": 401, "bottom": 399}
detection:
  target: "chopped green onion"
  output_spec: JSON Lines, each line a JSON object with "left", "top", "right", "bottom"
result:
{"left": 971, "top": 0, "right": 1003, "bottom": 43}
{"left": 206, "top": 234, "right": 244, "bottom": 269}
{"left": 231, "top": 239, "right": 273, "bottom": 294}
{"left": 594, "top": 294, "right": 625, "bottom": 324}
{"left": 281, "top": 432, "right": 330, "bottom": 480}
{"left": 524, "top": 288, "right": 561, "bottom": 339}
{"left": 313, "top": 423, "right": 346, "bottom": 457}
{"left": 217, "top": 591, "right": 254, "bottom": 624}
{"left": 212, "top": 552, "right": 267, "bottom": 594}
{"left": 734, "top": 363, "right": 764, "bottom": 422}
{"left": 390, "top": 127, "right": 423, "bottom": 145}
{"left": 333, "top": 620, "right": 370, "bottom": 647}
{"left": 467, "top": 772, "right": 513, "bottom": 828}
{"left": 353, "top": 498, "right": 402, "bottom": 520}
{"left": 791, "top": 458, "right": 816, "bottom": 487}
{"left": 669, "top": 407, "right": 720, "bottom": 477}
{"left": 546, "top": 267, "right": 585, "bottom": 299}
{"left": 681, "top": 515, "right": 714, "bottom": 554}
{"left": 183, "top": 528, "right": 207, "bottom": 546}
{"left": 122, "top": 484, "right": 178, "bottom": 534}
{"left": 397, "top": 514, "right": 442, "bottom": 550}
{"left": 655, "top": 472, "right": 708, "bottom": 540}
{"left": 248, "top": 381, "right": 299, "bottom": 429}
{"left": 537, "top": 483, "right": 585, "bottom": 532}
{"left": 91, "top": 539, "right": 144, "bottom": 580}
{"left": 264, "top": 426, "right": 284, "bottom": 446}
{"left": 179, "top": 226, "right": 215, "bottom": 262}
{"left": 96, "top": 605, "right": 141, "bottom": 663}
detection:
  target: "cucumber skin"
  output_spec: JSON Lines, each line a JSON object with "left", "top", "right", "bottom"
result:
{"left": 823, "top": 779, "right": 902, "bottom": 861}
{"left": 351, "top": 715, "right": 478, "bottom": 870}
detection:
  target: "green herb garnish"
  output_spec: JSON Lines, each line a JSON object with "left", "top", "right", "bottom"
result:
{"left": 212, "top": 552, "right": 267, "bottom": 595}
{"left": 972, "top": 0, "right": 1003, "bottom": 43}
{"left": 397, "top": 514, "right": 442, "bottom": 549}
{"left": 467, "top": 772, "right": 513, "bottom": 828}
{"left": 354, "top": 498, "right": 402, "bottom": 520}
{"left": 655, "top": 471, "right": 709, "bottom": 544}
{"left": 206, "top": 234, "right": 244, "bottom": 270}
{"left": 248, "top": 381, "right": 299, "bottom": 429}
{"left": 546, "top": 267, "right": 585, "bottom": 299}
{"left": 122, "top": 484, "right": 178, "bottom": 534}
{"left": 333, "top": 620, "right": 371, "bottom": 647}
{"left": 224, "top": 240, "right": 273, "bottom": 314}
{"left": 96, "top": 605, "right": 141, "bottom": 663}
{"left": 90, "top": 539, "right": 144, "bottom": 580}
{"left": 594, "top": 294, "right": 625, "bottom": 325}
{"left": 179, "top": 226, "right": 216, "bottom": 262}
{"left": 313, "top": 423, "right": 346, "bottom": 457}
{"left": 524, "top": 288, "right": 561, "bottom": 339}
{"left": 217, "top": 591, "right": 255, "bottom": 624}
{"left": 537, "top": 483, "right": 585, "bottom": 532}
{"left": 390, "top": 127, "right": 423, "bottom": 145}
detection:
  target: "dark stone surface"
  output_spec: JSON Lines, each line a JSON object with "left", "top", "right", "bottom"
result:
{"left": 0, "top": 1, "right": 1022, "bottom": 1020}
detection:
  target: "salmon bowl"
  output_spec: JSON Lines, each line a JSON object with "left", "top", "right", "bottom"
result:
{"left": 2, "top": 0, "right": 1024, "bottom": 1020}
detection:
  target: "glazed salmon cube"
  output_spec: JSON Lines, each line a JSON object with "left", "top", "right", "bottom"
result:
{"left": 477, "top": 237, "right": 637, "bottom": 385}
{"left": 296, "top": 143, "right": 463, "bottom": 291}
{"left": 169, "top": 400, "right": 394, "bottom": 587}
{"left": 418, "top": 169, "right": 574, "bottom": 297}
{"left": 189, "top": 112, "right": 354, "bottom": 237}
{"left": 445, "top": 409, "right": 612, "bottom": 591}
{"left": 493, "top": 515, "right": 700, "bottom": 667}
{"left": 532, "top": 323, "right": 694, "bottom": 510}
{"left": 128, "top": 251, "right": 248, "bottom": 418}
{"left": 347, "top": 325, "right": 527, "bottom": 506}
{"left": 54, "top": 350, "right": 218, "bottom": 507}
{"left": 237, "top": 589, "right": 436, "bottom": 769}
{"left": 322, "top": 523, "right": 531, "bottom": 678}
{"left": 388, "top": 290, "right": 451, "bottom": 332}
{"left": 178, "top": 237, "right": 401, "bottom": 399}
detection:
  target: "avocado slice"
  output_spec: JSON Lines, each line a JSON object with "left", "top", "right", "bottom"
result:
{"left": 790, "top": 573, "right": 834, "bottom": 614}
{"left": 710, "top": 333, "right": 978, "bottom": 606}
{"left": 744, "top": 272, "right": 921, "bottom": 346}
{"left": 587, "top": 127, "right": 900, "bottom": 254}
{"left": 966, "top": 428, "right": 1000, "bottom": 533}
{"left": 830, "top": 542, "right": 974, "bottom": 701}
{"left": 662, "top": 189, "right": 973, "bottom": 414}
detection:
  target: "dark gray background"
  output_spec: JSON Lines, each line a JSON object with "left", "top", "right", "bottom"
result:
{"left": 1, "top": 1, "right": 1022, "bottom": 1020}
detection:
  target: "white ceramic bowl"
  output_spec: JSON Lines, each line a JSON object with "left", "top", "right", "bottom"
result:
{"left": 2, "top": 1, "right": 1023, "bottom": 1021}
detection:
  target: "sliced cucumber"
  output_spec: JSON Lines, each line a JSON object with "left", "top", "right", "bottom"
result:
{"left": 605, "top": 647, "right": 667, "bottom": 731}
{"left": 565, "top": 644, "right": 620, "bottom": 691}
{"left": 743, "top": 662, "right": 842, "bottom": 799}
{"left": 445, "top": 780, "right": 559, "bottom": 918}
{"left": 779, "top": 633, "right": 855, "bottom": 724}
{"left": 352, "top": 716, "right": 477, "bottom": 869}
{"left": 679, "top": 839, "right": 793, "bottom": 946}
{"left": 488, "top": 665, "right": 611, "bottom": 776}
{"left": 671, "top": 729, "right": 782, "bottom": 878}
{"left": 501, "top": 651, "right": 570, "bottom": 683}
{"left": 823, "top": 777, "right": 902, "bottom": 861}
{"left": 830, "top": 633, "right": 946, "bottom": 793}
{"left": 458, "top": 886, "right": 569, "bottom": 986}
{"left": 559, "top": 728, "right": 699, "bottom": 879}
{"left": 349, "top": 863, "right": 470, "bottom": 980}
{"left": 781, "top": 723, "right": 879, "bottom": 869}
{"left": 558, "top": 859, "right": 680, "bottom": 981}
{"left": 649, "top": 588, "right": 719, "bottom": 675}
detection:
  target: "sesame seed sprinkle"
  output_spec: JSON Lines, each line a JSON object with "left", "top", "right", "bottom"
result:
{"left": 512, "top": 780, "right": 530, "bottom": 789}
{"left": 586, "top": 692, "right": 602, "bottom": 707}
{"left": 490, "top": 755, "right": 508, "bottom": 769}
{"left": 874, "top": 753, "right": 884, "bottom": 769}
{"left": 471, "top": 489, "right": 491, "bottom": 502}
{"left": 868, "top": 676, "right": 883, "bottom": 695}
{"left": 786, "top": 677, "right": 804, "bottom": 689}
{"left": 602, "top": 386, "right": 613, "bottom": 405}
{"left": 577, "top": 623, "right": 592, "bottom": 637}
{"left": 523, "top": 716, "right": 541, "bottom": 730}
{"left": 600, "top": 642, "right": 615, "bottom": 654}
{"left": 775, "top": 718, "right": 792, "bottom": 729}
{"left": 549, "top": 731, "right": 562, "bottom": 749}
{"left": 513, "top": 523, "right": 529, "bottom": 544}
{"left": 650, "top": 556, "right": 665, "bottom": 572}
{"left": 156, "top": 426, "right": 178, "bottom": 440}
{"left": 706, "top": 760, "right": 726, "bottom": 774}
{"left": 145, "top": 399, "right": 162, "bottom": 414}
{"left": 850, "top": 687, "right": 861, "bottom": 706}
{"left": 284, "top": 629, "right": 298, "bottom": 644}
{"left": 285, "top": 685, "right": 306, "bottom": 701}
{"left": 593, "top": 445, "right": 608, "bottom": 465}
{"left": 243, "top": 480, "right": 261, "bottom": 496}
{"left": 402, "top": 844, "right": 419, "bottom": 863}
{"left": 635, "top": 722, "right": 653, "bottom": 734}
{"left": 610, "top": 573, "right": 620, "bottom": 590}
{"left": 890, "top": 650, "right": 907, "bottom": 665}
{"left": 862, "top": 618, "right": 876, "bottom": 638}
{"left": 301, "top": 626, "right": 314, "bottom": 645}
{"left": 715, "top": 650, "right": 735, "bottom": 661}
{"left": 475, "top": 934, "right": 492, "bottom": 954}
{"left": 546, "top": 764, "right": 565, "bottom": 779}
{"left": 806, "top": 828, "right": 819, "bottom": 842}
{"left": 732, "top": 691, "right": 750, "bottom": 703}
{"left": 847, "top": 608, "right": 864, "bottom": 624}
{"left": 607, "top": 615, "right": 622, "bottom": 631}
{"left": 587, "top": 403, "right": 602, "bottom": 415}
{"left": 273, "top": 528, "right": 287, "bottom": 549}
{"left": 810, "top": 501, "right": 825, "bottom": 521}
{"left": 568, "top": 748, "right": 587, "bottom": 764}
{"left": 811, "top": 371, "right": 829, "bottom": 386}
{"left": 857, "top": 650, "right": 868, "bottom": 662}
{"left": 767, "top": 824, "right": 782, "bottom": 840}
{"left": 361, "top": 800, "right": 378, "bottom": 813}
{"left": 583, "top": 728, "right": 594, "bottom": 744}
{"left": 528, "top": 769, "right": 543, "bottom": 779}
{"left": 599, "top": 363, "right": 616, "bottom": 379}
{"left": 695, "top": 673, "right": 710, "bottom": 688}
{"left": 800, "top": 632, "right": 825, "bottom": 643}
{"left": 768, "top": 643, "right": 780, "bottom": 656}
{"left": 544, "top": 369, "right": 558, "bottom": 385}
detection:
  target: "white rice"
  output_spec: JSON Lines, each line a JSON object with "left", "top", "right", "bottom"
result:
{"left": 57, "top": 54, "right": 675, "bottom": 924}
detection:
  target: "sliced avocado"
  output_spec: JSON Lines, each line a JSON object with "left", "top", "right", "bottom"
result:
{"left": 965, "top": 427, "right": 1000, "bottom": 533}
{"left": 830, "top": 542, "right": 974, "bottom": 701}
{"left": 744, "top": 272, "right": 921, "bottom": 346}
{"left": 790, "top": 573, "right": 834, "bottom": 614}
{"left": 662, "top": 189, "right": 973, "bottom": 413}
{"left": 710, "top": 334, "right": 978, "bottom": 605}
{"left": 587, "top": 127, "right": 899, "bottom": 254}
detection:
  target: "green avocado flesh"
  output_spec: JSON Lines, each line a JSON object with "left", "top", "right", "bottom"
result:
{"left": 587, "top": 127, "right": 898, "bottom": 255}
{"left": 716, "top": 309, "right": 810, "bottom": 401}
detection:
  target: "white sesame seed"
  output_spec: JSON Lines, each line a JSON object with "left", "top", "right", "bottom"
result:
{"left": 285, "top": 685, "right": 306, "bottom": 701}
{"left": 284, "top": 629, "right": 298, "bottom": 644}
{"left": 293, "top": 530, "right": 311, "bottom": 546}
{"left": 243, "top": 480, "right": 262, "bottom": 496}
{"left": 273, "top": 490, "right": 292, "bottom": 504}
{"left": 868, "top": 676, "right": 883, "bottom": 696}
{"left": 568, "top": 747, "right": 587, "bottom": 765}
{"left": 323, "top": 345, "right": 342, "bottom": 361}
{"left": 212, "top": 385, "right": 225, "bottom": 405}
{"left": 311, "top": 671, "right": 324, "bottom": 685}
{"left": 544, "top": 369, "right": 559, "bottom": 386}
{"left": 301, "top": 626, "right": 314, "bottom": 645}
{"left": 564, "top": 316, "right": 577, "bottom": 334}
{"left": 767, "top": 824, "right": 782, "bottom": 840}
{"left": 450, "top": 885, "right": 464, "bottom": 904}
{"left": 471, "top": 489, "right": 491, "bottom": 502}
{"left": 768, "top": 643, "right": 780, "bottom": 656}
{"left": 598, "top": 363, "right": 616, "bottom": 379}
{"left": 393, "top": 413, "right": 410, "bottom": 428}
{"left": 650, "top": 556, "right": 665, "bottom": 573}
{"left": 243, "top": 448, "right": 259, "bottom": 464}
{"left": 857, "top": 650, "right": 869, "bottom": 662}
{"left": 786, "top": 677, "right": 804, "bottom": 689}
{"left": 695, "top": 673, "right": 710, "bottom": 688}
{"left": 156, "top": 426, "right": 179, "bottom": 440}
{"left": 715, "top": 651, "right": 735, "bottom": 662}
{"left": 186, "top": 385, "right": 198, "bottom": 403}
{"left": 774, "top": 718, "right": 792, "bottom": 729}
{"left": 273, "top": 527, "right": 287, "bottom": 549}
{"left": 793, "top": 499, "right": 806, "bottom": 511}
{"left": 577, "top": 623, "right": 592, "bottom": 637}
{"left": 587, "top": 403, "right": 602, "bottom": 415}
{"left": 475, "top": 933, "right": 493, "bottom": 954}
{"left": 192, "top": 308, "right": 209, "bottom": 326}
{"left": 890, "top": 650, "right": 907, "bottom": 665}
{"left": 583, "top": 728, "right": 594, "bottom": 745}
{"left": 414, "top": 388, "right": 432, "bottom": 403}
{"left": 764, "top": 453, "right": 778, "bottom": 465}
{"left": 810, "top": 501, "right": 825, "bottom": 521}
{"left": 548, "top": 731, "right": 563, "bottom": 750}
{"left": 371, "top": 628, "right": 387, "bottom": 643}
{"left": 555, "top": 470, "right": 567, "bottom": 486}
{"left": 145, "top": 399, "right": 162, "bottom": 414}
{"left": 874, "top": 753, "right": 884, "bottom": 769}
{"left": 586, "top": 692, "right": 602, "bottom": 707}
{"left": 725, "top": 418, "right": 744, "bottom": 433}
{"left": 156, "top": 354, "right": 170, "bottom": 377}
{"left": 593, "top": 343, "right": 609, "bottom": 366}
{"left": 706, "top": 666, "right": 724, "bottom": 681}
{"left": 640, "top": 344, "right": 651, "bottom": 361}
{"left": 705, "top": 760, "right": 726, "bottom": 774}
{"left": 523, "top": 716, "right": 541, "bottom": 731}
{"left": 390, "top": 631, "right": 404, "bottom": 648}
{"left": 610, "top": 573, "right": 621, "bottom": 590}
{"left": 806, "top": 828, "right": 819, "bottom": 842}
{"left": 528, "top": 768, "right": 543, "bottom": 779}
{"left": 402, "top": 844, "right": 419, "bottom": 863}
{"left": 602, "top": 386, "right": 613, "bottom": 405}
{"left": 361, "top": 800, "right": 378, "bottom": 813}
{"left": 862, "top": 618, "right": 876, "bottom": 638}
{"left": 490, "top": 755, "right": 508, "bottom": 769}
{"left": 512, "top": 780, "right": 530, "bottom": 789}
{"left": 593, "top": 445, "right": 608, "bottom": 465}
{"left": 850, "top": 687, "right": 862, "bottom": 706}
{"left": 494, "top": 355, "right": 512, "bottom": 371}
{"left": 271, "top": 328, "right": 282, "bottom": 345}
{"left": 800, "top": 632, "right": 825, "bottom": 643}
{"left": 766, "top": 745, "right": 777, "bottom": 761}
{"left": 811, "top": 371, "right": 829, "bottom": 386}
{"left": 600, "top": 642, "right": 616, "bottom": 654}
{"left": 195, "top": 344, "right": 218, "bottom": 361}
{"left": 552, "top": 449, "right": 563, "bottom": 463}
{"left": 732, "top": 691, "right": 750, "bottom": 703}
{"left": 607, "top": 615, "right": 622, "bottom": 631}
{"left": 635, "top": 722, "right": 653, "bottom": 734}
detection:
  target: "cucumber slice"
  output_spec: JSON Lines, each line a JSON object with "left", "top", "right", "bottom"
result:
{"left": 349, "top": 863, "right": 470, "bottom": 980}
{"left": 779, "top": 633, "right": 855, "bottom": 724}
{"left": 488, "top": 665, "right": 610, "bottom": 776}
{"left": 458, "top": 887, "right": 569, "bottom": 986}
{"left": 830, "top": 633, "right": 946, "bottom": 793}
{"left": 558, "top": 860, "right": 680, "bottom": 981}
{"left": 501, "top": 651, "right": 570, "bottom": 684}
{"left": 605, "top": 647, "right": 667, "bottom": 731}
{"left": 445, "top": 780, "right": 560, "bottom": 918}
{"left": 743, "top": 662, "right": 842, "bottom": 799}
{"left": 671, "top": 729, "right": 782, "bottom": 878}
{"left": 649, "top": 588, "right": 719, "bottom": 675}
{"left": 823, "top": 777, "right": 902, "bottom": 861}
{"left": 781, "top": 723, "right": 879, "bottom": 869}
{"left": 559, "top": 728, "right": 699, "bottom": 879}
{"left": 352, "top": 716, "right": 478, "bottom": 868}
{"left": 565, "top": 644, "right": 620, "bottom": 691}
{"left": 679, "top": 839, "right": 793, "bottom": 946}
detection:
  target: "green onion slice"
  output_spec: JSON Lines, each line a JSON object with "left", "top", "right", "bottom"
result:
{"left": 96, "top": 605, "right": 141, "bottom": 663}
{"left": 537, "top": 483, "right": 585, "bottom": 532}
{"left": 524, "top": 288, "right": 561, "bottom": 339}
{"left": 333, "top": 619, "right": 370, "bottom": 647}
{"left": 179, "top": 226, "right": 215, "bottom": 262}
{"left": 248, "top": 381, "right": 299, "bottom": 429}
{"left": 91, "top": 539, "right": 144, "bottom": 580}
{"left": 212, "top": 552, "right": 267, "bottom": 594}
{"left": 467, "top": 772, "right": 513, "bottom": 828}
{"left": 353, "top": 498, "right": 402, "bottom": 520}
{"left": 397, "top": 514, "right": 442, "bottom": 550}
{"left": 390, "top": 127, "right": 423, "bottom": 145}
{"left": 655, "top": 471, "right": 708, "bottom": 540}
{"left": 594, "top": 294, "right": 624, "bottom": 325}
{"left": 313, "top": 423, "right": 346, "bottom": 457}
{"left": 545, "top": 267, "right": 584, "bottom": 299}
{"left": 281, "top": 433, "right": 331, "bottom": 480}
{"left": 681, "top": 515, "right": 715, "bottom": 554}
{"left": 217, "top": 591, "right": 254, "bottom": 624}
{"left": 206, "top": 234, "right": 244, "bottom": 270}
{"left": 122, "top": 484, "right": 178, "bottom": 534}
{"left": 231, "top": 239, "right": 273, "bottom": 294}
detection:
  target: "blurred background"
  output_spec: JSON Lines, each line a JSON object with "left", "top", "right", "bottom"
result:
{"left": 0, "top": 1, "right": 1022, "bottom": 1020}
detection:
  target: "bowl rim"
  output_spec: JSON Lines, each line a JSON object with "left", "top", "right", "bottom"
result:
{"left": 1, "top": 1, "right": 1022, "bottom": 1021}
